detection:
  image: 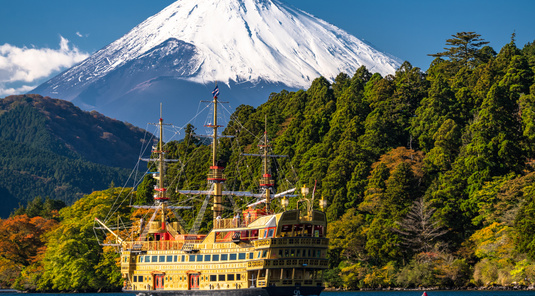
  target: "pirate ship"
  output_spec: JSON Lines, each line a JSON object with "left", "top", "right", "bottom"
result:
{"left": 95, "top": 88, "right": 329, "bottom": 296}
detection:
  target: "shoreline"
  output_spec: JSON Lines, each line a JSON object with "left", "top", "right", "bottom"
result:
{"left": 324, "top": 285, "right": 535, "bottom": 292}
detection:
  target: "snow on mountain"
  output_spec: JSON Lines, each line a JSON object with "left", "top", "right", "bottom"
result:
{"left": 33, "top": 0, "right": 401, "bottom": 129}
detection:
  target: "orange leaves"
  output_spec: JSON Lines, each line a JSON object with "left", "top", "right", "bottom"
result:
{"left": 371, "top": 147, "right": 425, "bottom": 180}
{"left": 0, "top": 215, "right": 58, "bottom": 267}
{"left": 0, "top": 214, "right": 58, "bottom": 288}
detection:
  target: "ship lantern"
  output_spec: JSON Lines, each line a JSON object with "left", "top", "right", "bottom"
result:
{"left": 319, "top": 195, "right": 328, "bottom": 212}
{"left": 281, "top": 196, "right": 289, "bottom": 211}
{"left": 301, "top": 185, "right": 309, "bottom": 196}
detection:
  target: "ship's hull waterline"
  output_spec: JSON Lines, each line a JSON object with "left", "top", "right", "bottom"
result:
{"left": 133, "top": 285, "right": 324, "bottom": 296}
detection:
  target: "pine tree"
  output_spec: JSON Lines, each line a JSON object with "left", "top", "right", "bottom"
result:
{"left": 429, "top": 32, "right": 490, "bottom": 67}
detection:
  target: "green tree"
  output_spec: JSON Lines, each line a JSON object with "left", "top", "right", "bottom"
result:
{"left": 38, "top": 188, "right": 130, "bottom": 292}
{"left": 366, "top": 162, "right": 420, "bottom": 264}
{"left": 411, "top": 75, "right": 456, "bottom": 151}
{"left": 515, "top": 184, "right": 535, "bottom": 260}
{"left": 429, "top": 32, "right": 490, "bottom": 67}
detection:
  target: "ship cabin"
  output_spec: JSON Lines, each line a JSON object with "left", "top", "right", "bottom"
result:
{"left": 120, "top": 207, "right": 329, "bottom": 292}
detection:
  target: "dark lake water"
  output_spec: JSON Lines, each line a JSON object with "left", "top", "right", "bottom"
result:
{"left": 2, "top": 291, "right": 535, "bottom": 296}
{"left": 322, "top": 291, "right": 535, "bottom": 296}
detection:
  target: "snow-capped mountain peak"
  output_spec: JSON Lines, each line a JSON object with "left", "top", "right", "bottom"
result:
{"left": 33, "top": 0, "right": 401, "bottom": 129}
{"left": 51, "top": 0, "right": 400, "bottom": 91}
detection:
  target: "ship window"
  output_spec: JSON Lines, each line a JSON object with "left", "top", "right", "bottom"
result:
{"left": 279, "top": 250, "right": 283, "bottom": 257}
{"left": 210, "top": 275, "right": 217, "bottom": 281}
{"left": 267, "top": 228, "right": 274, "bottom": 238}
{"left": 189, "top": 255, "right": 196, "bottom": 262}
{"left": 221, "top": 254, "right": 228, "bottom": 261}
{"left": 204, "top": 254, "right": 211, "bottom": 261}
{"left": 296, "top": 249, "right": 301, "bottom": 257}
{"left": 251, "top": 229, "right": 259, "bottom": 239}
{"left": 305, "top": 224, "right": 313, "bottom": 236}
{"left": 133, "top": 276, "right": 137, "bottom": 282}
{"left": 159, "top": 255, "right": 165, "bottom": 262}
{"left": 256, "top": 251, "right": 261, "bottom": 258}
{"left": 294, "top": 224, "right": 303, "bottom": 232}
{"left": 316, "top": 250, "right": 321, "bottom": 258}
{"left": 237, "top": 274, "right": 241, "bottom": 281}
{"left": 182, "top": 255, "right": 185, "bottom": 262}
{"left": 238, "top": 253, "right": 246, "bottom": 260}
{"left": 218, "top": 274, "right": 225, "bottom": 281}
{"left": 290, "top": 249, "right": 295, "bottom": 257}
{"left": 212, "top": 254, "right": 219, "bottom": 261}
{"left": 284, "top": 249, "right": 289, "bottom": 257}
{"left": 262, "top": 250, "right": 268, "bottom": 258}
{"left": 228, "top": 274, "right": 235, "bottom": 281}
{"left": 314, "top": 225, "right": 324, "bottom": 237}
{"left": 174, "top": 255, "right": 178, "bottom": 262}
{"left": 197, "top": 254, "right": 203, "bottom": 262}
{"left": 229, "top": 253, "right": 237, "bottom": 260}
{"left": 248, "top": 252, "right": 253, "bottom": 259}
{"left": 139, "top": 256, "right": 144, "bottom": 263}
{"left": 167, "top": 255, "right": 172, "bottom": 262}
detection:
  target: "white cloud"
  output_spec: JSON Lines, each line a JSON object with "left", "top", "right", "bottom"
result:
{"left": 76, "top": 32, "right": 83, "bottom": 37}
{"left": 0, "top": 84, "right": 36, "bottom": 97}
{"left": 0, "top": 36, "right": 89, "bottom": 96}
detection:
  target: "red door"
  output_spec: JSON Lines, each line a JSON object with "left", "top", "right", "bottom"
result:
{"left": 189, "top": 274, "right": 199, "bottom": 290}
{"left": 154, "top": 274, "right": 164, "bottom": 289}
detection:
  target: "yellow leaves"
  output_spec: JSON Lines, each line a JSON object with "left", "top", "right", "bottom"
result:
{"left": 469, "top": 222, "right": 514, "bottom": 259}
{"left": 371, "top": 147, "right": 426, "bottom": 179}
{"left": 339, "top": 263, "right": 367, "bottom": 289}
{"left": 0, "top": 258, "right": 23, "bottom": 288}
{"left": 362, "top": 262, "right": 396, "bottom": 288}
{"left": 467, "top": 221, "right": 535, "bottom": 286}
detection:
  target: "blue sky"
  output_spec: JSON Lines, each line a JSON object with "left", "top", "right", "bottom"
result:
{"left": 1, "top": 0, "right": 534, "bottom": 96}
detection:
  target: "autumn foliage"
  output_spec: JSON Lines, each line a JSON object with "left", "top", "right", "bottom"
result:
{"left": 0, "top": 215, "right": 58, "bottom": 289}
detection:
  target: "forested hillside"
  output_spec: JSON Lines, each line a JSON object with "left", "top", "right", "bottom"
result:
{"left": 2, "top": 32, "right": 535, "bottom": 291}
{"left": 158, "top": 32, "right": 535, "bottom": 288}
{"left": 0, "top": 95, "right": 151, "bottom": 217}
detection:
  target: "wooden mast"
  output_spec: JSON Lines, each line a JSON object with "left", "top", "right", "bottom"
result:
{"left": 206, "top": 85, "right": 225, "bottom": 222}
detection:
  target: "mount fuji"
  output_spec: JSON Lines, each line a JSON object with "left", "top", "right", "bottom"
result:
{"left": 33, "top": 0, "right": 401, "bottom": 130}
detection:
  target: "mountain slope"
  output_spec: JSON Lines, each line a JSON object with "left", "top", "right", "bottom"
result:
{"left": 0, "top": 95, "right": 152, "bottom": 217}
{"left": 0, "top": 94, "right": 149, "bottom": 168}
{"left": 33, "top": 0, "right": 401, "bottom": 129}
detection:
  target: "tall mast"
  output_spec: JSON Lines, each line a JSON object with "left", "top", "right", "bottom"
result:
{"left": 206, "top": 85, "right": 225, "bottom": 221}
{"left": 157, "top": 104, "right": 166, "bottom": 202}
{"left": 154, "top": 104, "right": 169, "bottom": 229}
{"left": 242, "top": 115, "right": 288, "bottom": 212}
{"left": 259, "top": 115, "right": 274, "bottom": 211}
{"left": 151, "top": 103, "right": 170, "bottom": 202}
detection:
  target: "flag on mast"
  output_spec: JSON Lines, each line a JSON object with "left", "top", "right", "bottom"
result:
{"left": 212, "top": 85, "right": 220, "bottom": 98}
